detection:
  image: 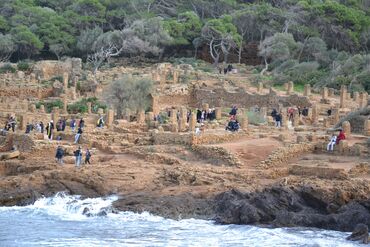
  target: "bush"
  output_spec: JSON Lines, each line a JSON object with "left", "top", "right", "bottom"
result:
{"left": 50, "top": 76, "right": 63, "bottom": 82}
{"left": 35, "top": 100, "right": 63, "bottom": 113}
{"left": 17, "top": 61, "right": 31, "bottom": 71}
{"left": 246, "top": 111, "right": 266, "bottom": 125}
{"left": 66, "top": 97, "right": 107, "bottom": 114}
{"left": 0, "top": 63, "right": 16, "bottom": 74}
{"left": 67, "top": 102, "right": 88, "bottom": 114}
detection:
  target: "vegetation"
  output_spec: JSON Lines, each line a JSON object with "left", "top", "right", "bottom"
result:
{"left": 104, "top": 76, "right": 153, "bottom": 119}
{"left": 67, "top": 97, "right": 107, "bottom": 114}
{"left": 0, "top": 0, "right": 369, "bottom": 91}
{"left": 35, "top": 100, "right": 63, "bottom": 113}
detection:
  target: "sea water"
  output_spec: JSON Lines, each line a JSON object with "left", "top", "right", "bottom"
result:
{"left": 0, "top": 193, "right": 360, "bottom": 247}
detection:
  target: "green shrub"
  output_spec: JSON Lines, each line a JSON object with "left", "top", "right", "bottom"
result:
{"left": 35, "top": 100, "right": 63, "bottom": 113}
{"left": 0, "top": 63, "right": 16, "bottom": 73}
{"left": 50, "top": 75, "right": 63, "bottom": 82}
{"left": 246, "top": 111, "right": 266, "bottom": 125}
{"left": 67, "top": 102, "right": 88, "bottom": 114}
{"left": 66, "top": 97, "right": 107, "bottom": 114}
{"left": 17, "top": 61, "right": 31, "bottom": 71}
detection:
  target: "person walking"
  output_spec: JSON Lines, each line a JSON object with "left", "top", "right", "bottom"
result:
{"left": 96, "top": 116, "right": 104, "bottom": 128}
{"left": 85, "top": 148, "right": 91, "bottom": 164}
{"left": 70, "top": 118, "right": 76, "bottom": 132}
{"left": 74, "top": 146, "right": 82, "bottom": 168}
{"left": 74, "top": 127, "right": 83, "bottom": 144}
{"left": 275, "top": 113, "right": 282, "bottom": 128}
{"left": 78, "top": 118, "right": 85, "bottom": 129}
{"left": 55, "top": 146, "right": 64, "bottom": 164}
{"left": 40, "top": 121, "right": 44, "bottom": 133}
{"left": 45, "top": 120, "right": 54, "bottom": 141}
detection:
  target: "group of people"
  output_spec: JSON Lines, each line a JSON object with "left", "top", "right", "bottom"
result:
{"left": 55, "top": 145, "right": 91, "bottom": 167}
{"left": 271, "top": 106, "right": 309, "bottom": 128}
{"left": 327, "top": 130, "right": 346, "bottom": 151}
{"left": 196, "top": 108, "right": 216, "bottom": 123}
{"left": 4, "top": 116, "right": 16, "bottom": 132}
{"left": 226, "top": 105, "right": 240, "bottom": 132}
{"left": 218, "top": 64, "right": 234, "bottom": 75}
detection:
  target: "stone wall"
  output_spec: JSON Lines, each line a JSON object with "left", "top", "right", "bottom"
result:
{"left": 191, "top": 145, "right": 242, "bottom": 166}
{"left": 190, "top": 88, "right": 311, "bottom": 109}
{"left": 0, "top": 86, "right": 53, "bottom": 99}
{"left": 32, "top": 58, "right": 82, "bottom": 80}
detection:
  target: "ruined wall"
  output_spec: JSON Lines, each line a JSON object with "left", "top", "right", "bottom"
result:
{"left": 157, "top": 95, "right": 190, "bottom": 109}
{"left": 32, "top": 58, "right": 82, "bottom": 80}
{"left": 0, "top": 87, "right": 53, "bottom": 99}
{"left": 191, "top": 88, "right": 311, "bottom": 109}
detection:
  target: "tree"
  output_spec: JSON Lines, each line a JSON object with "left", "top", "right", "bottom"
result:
{"left": 77, "top": 26, "right": 103, "bottom": 57}
{"left": 258, "top": 32, "right": 298, "bottom": 75}
{"left": 0, "top": 34, "right": 15, "bottom": 62}
{"left": 11, "top": 26, "right": 43, "bottom": 58}
{"left": 104, "top": 75, "right": 153, "bottom": 119}
{"left": 200, "top": 15, "right": 241, "bottom": 65}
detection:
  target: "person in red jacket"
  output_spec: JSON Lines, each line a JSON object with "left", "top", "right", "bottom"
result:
{"left": 336, "top": 130, "right": 346, "bottom": 144}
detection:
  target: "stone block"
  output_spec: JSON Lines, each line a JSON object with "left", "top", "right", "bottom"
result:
{"left": 342, "top": 121, "right": 351, "bottom": 137}
{"left": 338, "top": 140, "right": 349, "bottom": 154}
{"left": 303, "top": 84, "right": 311, "bottom": 97}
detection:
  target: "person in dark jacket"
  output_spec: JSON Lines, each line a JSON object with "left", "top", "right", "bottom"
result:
{"left": 85, "top": 148, "right": 91, "bottom": 164}
{"left": 275, "top": 113, "right": 282, "bottom": 128}
{"left": 74, "top": 127, "right": 83, "bottom": 144}
{"left": 46, "top": 120, "right": 54, "bottom": 140}
{"left": 74, "top": 146, "right": 82, "bottom": 167}
{"left": 55, "top": 146, "right": 64, "bottom": 164}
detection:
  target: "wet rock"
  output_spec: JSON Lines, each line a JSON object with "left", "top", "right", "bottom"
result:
{"left": 346, "top": 223, "right": 369, "bottom": 244}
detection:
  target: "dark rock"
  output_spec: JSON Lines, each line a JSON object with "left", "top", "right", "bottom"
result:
{"left": 346, "top": 223, "right": 369, "bottom": 244}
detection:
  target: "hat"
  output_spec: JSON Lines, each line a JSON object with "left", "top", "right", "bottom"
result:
{"left": 50, "top": 120, "right": 53, "bottom": 123}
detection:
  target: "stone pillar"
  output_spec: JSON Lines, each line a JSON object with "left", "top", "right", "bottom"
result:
{"left": 160, "top": 70, "right": 167, "bottom": 85}
{"left": 63, "top": 72, "right": 69, "bottom": 90}
{"left": 51, "top": 107, "right": 60, "bottom": 123}
{"left": 311, "top": 105, "right": 318, "bottom": 124}
{"left": 170, "top": 109, "right": 177, "bottom": 124}
{"left": 39, "top": 105, "right": 45, "bottom": 113}
{"left": 137, "top": 110, "right": 145, "bottom": 124}
{"left": 87, "top": 102, "right": 92, "bottom": 114}
{"left": 63, "top": 98, "right": 68, "bottom": 114}
{"left": 281, "top": 110, "right": 288, "bottom": 128}
{"left": 257, "top": 82, "right": 263, "bottom": 93}
{"left": 37, "top": 86, "right": 42, "bottom": 99}
{"left": 321, "top": 87, "right": 328, "bottom": 100}
{"left": 342, "top": 121, "right": 351, "bottom": 137}
{"left": 97, "top": 108, "right": 104, "bottom": 115}
{"left": 333, "top": 108, "right": 340, "bottom": 124}
{"left": 202, "top": 103, "right": 209, "bottom": 112}
{"left": 19, "top": 114, "right": 28, "bottom": 131}
{"left": 346, "top": 92, "right": 351, "bottom": 100}
{"left": 292, "top": 112, "right": 300, "bottom": 127}
{"left": 107, "top": 109, "right": 114, "bottom": 128}
{"left": 260, "top": 107, "right": 268, "bottom": 118}
{"left": 328, "top": 88, "right": 335, "bottom": 97}
{"left": 189, "top": 113, "right": 197, "bottom": 132}
{"left": 240, "top": 116, "right": 248, "bottom": 130}
{"left": 340, "top": 85, "right": 347, "bottom": 108}
{"left": 323, "top": 118, "right": 330, "bottom": 128}
{"left": 360, "top": 92, "right": 368, "bottom": 108}
{"left": 30, "top": 104, "right": 36, "bottom": 113}
{"left": 364, "top": 120, "right": 370, "bottom": 136}
{"left": 353, "top": 92, "right": 360, "bottom": 103}
{"left": 173, "top": 70, "right": 180, "bottom": 84}
{"left": 215, "top": 107, "right": 222, "bottom": 120}
{"left": 287, "top": 81, "right": 294, "bottom": 95}
{"left": 303, "top": 84, "right": 311, "bottom": 97}
{"left": 151, "top": 96, "right": 159, "bottom": 115}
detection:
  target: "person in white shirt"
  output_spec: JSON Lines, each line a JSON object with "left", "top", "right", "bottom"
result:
{"left": 327, "top": 134, "right": 337, "bottom": 152}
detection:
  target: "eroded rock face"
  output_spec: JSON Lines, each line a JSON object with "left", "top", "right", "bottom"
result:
{"left": 214, "top": 186, "right": 370, "bottom": 232}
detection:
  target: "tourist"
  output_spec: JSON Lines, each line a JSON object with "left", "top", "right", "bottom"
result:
{"left": 78, "top": 118, "right": 85, "bottom": 129}
{"left": 302, "top": 107, "right": 309, "bottom": 117}
{"left": 297, "top": 106, "right": 301, "bottom": 117}
{"left": 74, "top": 146, "right": 82, "bottom": 168}
{"left": 62, "top": 118, "right": 66, "bottom": 131}
{"left": 57, "top": 119, "right": 63, "bottom": 131}
{"left": 226, "top": 119, "right": 240, "bottom": 132}
{"left": 275, "top": 113, "right": 282, "bottom": 128}
{"left": 40, "top": 121, "right": 44, "bottom": 133}
{"left": 36, "top": 122, "right": 41, "bottom": 133}
{"left": 327, "top": 134, "right": 337, "bottom": 152}
{"left": 288, "top": 108, "right": 294, "bottom": 122}
{"left": 96, "top": 116, "right": 104, "bottom": 128}
{"left": 200, "top": 110, "right": 205, "bottom": 122}
{"left": 55, "top": 146, "right": 64, "bottom": 164}
{"left": 70, "top": 118, "right": 76, "bottom": 132}
{"left": 271, "top": 108, "right": 277, "bottom": 119}
{"left": 46, "top": 120, "right": 54, "bottom": 141}
{"left": 196, "top": 109, "right": 202, "bottom": 123}
{"left": 25, "top": 123, "right": 32, "bottom": 134}
{"left": 327, "top": 108, "right": 332, "bottom": 116}
{"left": 85, "top": 148, "right": 91, "bottom": 164}
{"left": 9, "top": 117, "right": 16, "bottom": 132}
{"left": 337, "top": 129, "right": 346, "bottom": 144}
{"left": 229, "top": 106, "right": 237, "bottom": 120}
{"left": 74, "top": 127, "right": 83, "bottom": 144}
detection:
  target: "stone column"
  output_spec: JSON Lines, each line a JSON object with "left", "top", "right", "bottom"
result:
{"left": 292, "top": 112, "right": 300, "bottom": 127}
{"left": 342, "top": 121, "right": 351, "bottom": 137}
{"left": 19, "top": 114, "right": 28, "bottom": 131}
{"left": 37, "top": 86, "right": 42, "bottom": 99}
{"left": 303, "top": 84, "right": 311, "bottom": 97}
{"left": 63, "top": 98, "right": 68, "bottom": 114}
{"left": 360, "top": 92, "right": 368, "bottom": 108}
{"left": 257, "top": 82, "right": 263, "bottom": 93}
{"left": 353, "top": 92, "right": 360, "bottom": 103}
{"left": 281, "top": 110, "right": 288, "bottom": 128}
{"left": 107, "top": 109, "right": 114, "bottom": 128}
{"left": 30, "top": 104, "right": 36, "bottom": 113}
{"left": 311, "top": 105, "right": 318, "bottom": 124}
{"left": 160, "top": 70, "right": 167, "bottom": 85}
{"left": 39, "top": 105, "right": 45, "bottom": 113}
{"left": 137, "top": 110, "right": 145, "bottom": 124}
{"left": 215, "top": 107, "right": 222, "bottom": 120}
{"left": 87, "top": 102, "right": 92, "bottom": 114}
{"left": 328, "top": 88, "right": 335, "bottom": 97}
{"left": 189, "top": 113, "right": 197, "bottom": 132}
{"left": 323, "top": 118, "right": 330, "bottom": 128}
{"left": 173, "top": 70, "right": 180, "bottom": 84}
{"left": 321, "top": 87, "right": 328, "bottom": 100}
{"left": 287, "top": 81, "right": 294, "bottom": 95}
{"left": 333, "top": 108, "right": 340, "bottom": 124}
{"left": 151, "top": 96, "right": 159, "bottom": 116}
{"left": 170, "top": 109, "right": 177, "bottom": 124}
{"left": 63, "top": 72, "right": 69, "bottom": 90}
{"left": 364, "top": 120, "right": 370, "bottom": 136}
{"left": 51, "top": 107, "right": 60, "bottom": 124}
{"left": 346, "top": 92, "right": 351, "bottom": 101}
{"left": 340, "top": 85, "right": 347, "bottom": 108}
{"left": 97, "top": 108, "right": 104, "bottom": 115}
{"left": 240, "top": 116, "right": 248, "bottom": 130}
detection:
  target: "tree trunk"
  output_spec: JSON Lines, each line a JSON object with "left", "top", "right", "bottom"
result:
{"left": 238, "top": 43, "right": 243, "bottom": 64}
{"left": 260, "top": 57, "right": 268, "bottom": 75}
